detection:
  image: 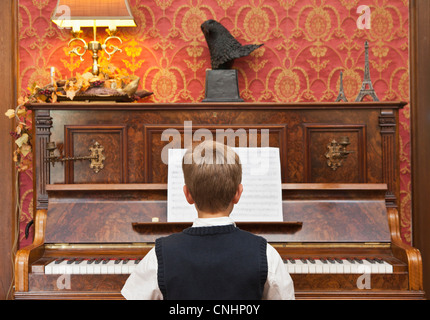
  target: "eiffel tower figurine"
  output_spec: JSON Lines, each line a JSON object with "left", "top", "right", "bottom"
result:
{"left": 355, "top": 41, "right": 379, "bottom": 102}
{"left": 336, "top": 71, "right": 348, "bottom": 102}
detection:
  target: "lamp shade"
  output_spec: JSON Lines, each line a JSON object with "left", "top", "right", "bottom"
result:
{"left": 51, "top": 0, "right": 136, "bottom": 30}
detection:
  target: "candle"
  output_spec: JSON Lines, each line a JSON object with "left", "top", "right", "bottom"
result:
{"left": 50, "top": 67, "right": 55, "bottom": 84}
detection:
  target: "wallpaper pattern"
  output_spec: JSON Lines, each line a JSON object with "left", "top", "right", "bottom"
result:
{"left": 17, "top": 0, "right": 411, "bottom": 247}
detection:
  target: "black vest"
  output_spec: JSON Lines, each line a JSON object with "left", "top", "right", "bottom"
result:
{"left": 155, "top": 224, "right": 268, "bottom": 300}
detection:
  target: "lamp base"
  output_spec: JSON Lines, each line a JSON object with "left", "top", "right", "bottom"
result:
{"left": 202, "top": 69, "right": 244, "bottom": 102}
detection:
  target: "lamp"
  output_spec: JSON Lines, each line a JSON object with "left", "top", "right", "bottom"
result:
{"left": 51, "top": 0, "right": 136, "bottom": 75}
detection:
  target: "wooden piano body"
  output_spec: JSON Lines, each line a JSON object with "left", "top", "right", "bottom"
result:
{"left": 14, "top": 102, "right": 424, "bottom": 299}
{"left": 15, "top": 183, "right": 423, "bottom": 299}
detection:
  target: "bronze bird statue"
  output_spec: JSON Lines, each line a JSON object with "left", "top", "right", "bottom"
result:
{"left": 201, "top": 19, "right": 263, "bottom": 70}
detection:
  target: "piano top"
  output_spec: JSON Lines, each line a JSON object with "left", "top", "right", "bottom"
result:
{"left": 44, "top": 183, "right": 391, "bottom": 244}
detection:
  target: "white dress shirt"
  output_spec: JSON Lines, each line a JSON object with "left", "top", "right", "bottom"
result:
{"left": 121, "top": 217, "right": 295, "bottom": 300}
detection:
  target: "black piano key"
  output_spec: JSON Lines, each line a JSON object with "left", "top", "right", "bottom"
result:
{"left": 347, "top": 258, "right": 356, "bottom": 264}
{"left": 94, "top": 258, "right": 102, "bottom": 264}
{"left": 374, "top": 258, "right": 384, "bottom": 264}
{"left": 75, "top": 258, "right": 83, "bottom": 264}
{"left": 328, "top": 258, "right": 336, "bottom": 264}
{"left": 335, "top": 258, "right": 343, "bottom": 264}
{"left": 308, "top": 258, "right": 316, "bottom": 264}
{"left": 300, "top": 259, "right": 308, "bottom": 264}
{"left": 66, "top": 258, "right": 75, "bottom": 264}
{"left": 134, "top": 259, "right": 141, "bottom": 264}
{"left": 122, "top": 259, "right": 129, "bottom": 264}
{"left": 366, "top": 258, "right": 376, "bottom": 264}
{"left": 87, "top": 258, "right": 95, "bottom": 264}
{"left": 320, "top": 258, "right": 328, "bottom": 264}
{"left": 55, "top": 258, "right": 65, "bottom": 264}
{"left": 102, "top": 259, "right": 109, "bottom": 264}
{"left": 288, "top": 259, "right": 296, "bottom": 264}
{"left": 354, "top": 258, "right": 364, "bottom": 264}
{"left": 114, "top": 259, "right": 122, "bottom": 264}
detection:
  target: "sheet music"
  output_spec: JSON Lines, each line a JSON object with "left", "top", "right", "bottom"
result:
{"left": 167, "top": 147, "right": 283, "bottom": 222}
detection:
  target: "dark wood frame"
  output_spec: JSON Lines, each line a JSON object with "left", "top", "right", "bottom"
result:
{"left": 410, "top": 0, "right": 430, "bottom": 300}
{"left": 0, "top": 0, "right": 18, "bottom": 300}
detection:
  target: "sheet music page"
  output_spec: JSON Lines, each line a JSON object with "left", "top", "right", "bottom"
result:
{"left": 167, "top": 147, "right": 283, "bottom": 222}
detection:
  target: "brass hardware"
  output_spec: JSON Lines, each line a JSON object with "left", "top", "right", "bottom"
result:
{"left": 325, "top": 136, "right": 354, "bottom": 171}
{"left": 46, "top": 141, "right": 106, "bottom": 173}
{"left": 68, "top": 26, "right": 123, "bottom": 76}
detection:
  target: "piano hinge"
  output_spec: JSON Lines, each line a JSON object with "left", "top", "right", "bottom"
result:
{"left": 46, "top": 243, "right": 154, "bottom": 250}
{"left": 271, "top": 242, "right": 390, "bottom": 249}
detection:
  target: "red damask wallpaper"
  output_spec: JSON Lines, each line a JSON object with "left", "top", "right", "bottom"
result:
{"left": 17, "top": 0, "right": 411, "bottom": 247}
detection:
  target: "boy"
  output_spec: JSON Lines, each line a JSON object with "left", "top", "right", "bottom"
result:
{"left": 121, "top": 141, "right": 294, "bottom": 300}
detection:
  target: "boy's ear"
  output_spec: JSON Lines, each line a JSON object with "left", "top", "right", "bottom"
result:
{"left": 232, "top": 184, "right": 243, "bottom": 205}
{"left": 183, "top": 185, "right": 195, "bottom": 205}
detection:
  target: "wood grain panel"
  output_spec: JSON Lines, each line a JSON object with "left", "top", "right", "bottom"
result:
{"left": 304, "top": 124, "right": 367, "bottom": 183}
{"left": 64, "top": 126, "right": 128, "bottom": 184}
{"left": 43, "top": 184, "right": 390, "bottom": 244}
{"left": 143, "top": 124, "right": 287, "bottom": 183}
{"left": 28, "top": 102, "right": 403, "bottom": 212}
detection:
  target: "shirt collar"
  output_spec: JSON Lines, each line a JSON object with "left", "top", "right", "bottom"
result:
{"left": 192, "top": 216, "right": 236, "bottom": 227}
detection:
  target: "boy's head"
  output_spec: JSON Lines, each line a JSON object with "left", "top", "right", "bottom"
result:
{"left": 182, "top": 141, "right": 242, "bottom": 215}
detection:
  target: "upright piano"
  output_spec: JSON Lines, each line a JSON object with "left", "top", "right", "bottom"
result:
{"left": 14, "top": 102, "right": 424, "bottom": 299}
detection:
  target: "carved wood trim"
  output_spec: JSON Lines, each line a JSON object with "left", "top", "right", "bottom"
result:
{"left": 14, "top": 209, "right": 47, "bottom": 292}
{"left": 303, "top": 124, "right": 367, "bottom": 183}
{"left": 34, "top": 110, "right": 53, "bottom": 210}
{"left": 64, "top": 125, "right": 128, "bottom": 183}
{"left": 379, "top": 109, "right": 398, "bottom": 207}
{"left": 388, "top": 207, "right": 423, "bottom": 290}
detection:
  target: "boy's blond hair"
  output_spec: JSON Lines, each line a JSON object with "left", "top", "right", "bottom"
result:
{"left": 182, "top": 140, "right": 242, "bottom": 213}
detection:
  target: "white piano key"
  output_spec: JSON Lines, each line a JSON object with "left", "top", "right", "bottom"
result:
{"left": 71, "top": 262, "right": 81, "bottom": 274}
{"left": 316, "top": 260, "right": 330, "bottom": 273}
{"left": 335, "top": 260, "right": 344, "bottom": 274}
{"left": 296, "top": 260, "right": 308, "bottom": 273}
{"left": 114, "top": 260, "right": 123, "bottom": 274}
{"left": 376, "top": 259, "right": 393, "bottom": 273}
{"left": 308, "top": 260, "right": 316, "bottom": 273}
{"left": 93, "top": 262, "right": 101, "bottom": 274}
{"left": 128, "top": 263, "right": 136, "bottom": 274}
{"left": 364, "top": 259, "right": 380, "bottom": 274}
{"left": 327, "top": 260, "right": 338, "bottom": 273}
{"left": 54, "top": 260, "right": 66, "bottom": 274}
{"left": 100, "top": 260, "right": 109, "bottom": 274}
{"left": 119, "top": 260, "right": 129, "bottom": 274}
{"left": 342, "top": 259, "right": 352, "bottom": 273}
{"left": 348, "top": 260, "right": 359, "bottom": 273}
{"left": 357, "top": 263, "right": 372, "bottom": 275}
{"left": 382, "top": 261, "right": 393, "bottom": 274}
{"left": 79, "top": 260, "right": 88, "bottom": 274}
{"left": 313, "top": 260, "right": 323, "bottom": 273}
{"left": 45, "top": 261, "right": 54, "bottom": 274}
{"left": 284, "top": 260, "right": 295, "bottom": 274}
{"left": 64, "top": 260, "right": 74, "bottom": 274}
{"left": 106, "top": 260, "right": 116, "bottom": 274}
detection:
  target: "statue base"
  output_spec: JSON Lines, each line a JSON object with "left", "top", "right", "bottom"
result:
{"left": 202, "top": 69, "right": 244, "bottom": 102}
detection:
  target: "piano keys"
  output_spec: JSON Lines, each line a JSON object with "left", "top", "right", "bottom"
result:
{"left": 42, "top": 257, "right": 393, "bottom": 275}
{"left": 283, "top": 258, "right": 393, "bottom": 274}
{"left": 44, "top": 258, "right": 142, "bottom": 275}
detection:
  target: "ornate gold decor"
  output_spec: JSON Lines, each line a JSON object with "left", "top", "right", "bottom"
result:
{"left": 46, "top": 141, "right": 106, "bottom": 173}
{"left": 325, "top": 136, "right": 354, "bottom": 171}
{"left": 51, "top": 0, "right": 136, "bottom": 75}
